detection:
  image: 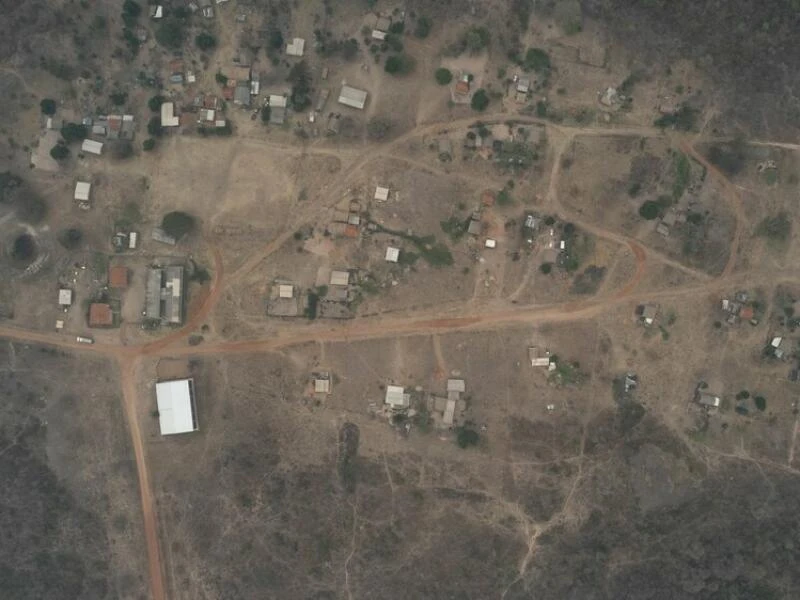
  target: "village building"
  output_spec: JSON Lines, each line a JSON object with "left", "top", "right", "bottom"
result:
{"left": 697, "top": 392, "right": 721, "bottom": 408}
{"left": 313, "top": 373, "right": 332, "bottom": 394}
{"left": 330, "top": 270, "right": 350, "bottom": 287}
{"left": 161, "top": 103, "right": 180, "bottom": 127}
{"left": 74, "top": 182, "right": 91, "bottom": 202}
{"left": 338, "top": 85, "right": 368, "bottom": 110}
{"left": 108, "top": 265, "right": 129, "bottom": 289}
{"left": 58, "top": 289, "right": 72, "bottom": 307}
{"left": 385, "top": 247, "right": 400, "bottom": 263}
{"left": 374, "top": 186, "right": 390, "bottom": 201}
{"left": 639, "top": 304, "right": 658, "bottom": 326}
{"left": 385, "top": 385, "right": 409, "bottom": 409}
{"left": 155, "top": 379, "right": 199, "bottom": 435}
{"left": 286, "top": 37, "right": 305, "bottom": 57}
{"left": 81, "top": 139, "right": 103, "bottom": 155}
{"left": 145, "top": 266, "right": 184, "bottom": 324}
{"left": 88, "top": 303, "right": 113, "bottom": 327}
{"left": 528, "top": 347, "right": 551, "bottom": 367}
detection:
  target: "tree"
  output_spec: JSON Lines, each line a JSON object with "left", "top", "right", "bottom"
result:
{"left": 195, "top": 32, "right": 216, "bottom": 51}
{"left": 161, "top": 211, "right": 196, "bottom": 240}
{"left": 415, "top": 16, "right": 431, "bottom": 38}
{"left": 40, "top": 98, "right": 56, "bottom": 115}
{"left": 435, "top": 68, "right": 452, "bottom": 85}
{"left": 388, "top": 22, "right": 404, "bottom": 34}
{"left": 523, "top": 48, "right": 551, "bottom": 73}
{"left": 287, "top": 60, "right": 312, "bottom": 110}
{"left": 540, "top": 262, "right": 553, "bottom": 274}
{"left": 50, "top": 144, "right": 69, "bottom": 160}
{"left": 456, "top": 426, "right": 480, "bottom": 448}
{"left": 268, "top": 29, "right": 284, "bottom": 50}
{"left": 261, "top": 106, "right": 271, "bottom": 123}
{"left": 367, "top": 116, "right": 392, "bottom": 140}
{"left": 109, "top": 91, "right": 127, "bottom": 106}
{"left": 155, "top": 20, "right": 185, "bottom": 48}
{"left": 110, "top": 140, "right": 134, "bottom": 160}
{"left": 341, "top": 38, "right": 359, "bottom": 60}
{"left": 754, "top": 396, "right": 767, "bottom": 411}
{"left": 148, "top": 95, "right": 165, "bottom": 112}
{"left": 471, "top": 89, "right": 490, "bottom": 111}
{"left": 142, "top": 138, "right": 156, "bottom": 151}
{"left": 58, "top": 228, "right": 83, "bottom": 250}
{"left": 464, "top": 26, "right": 490, "bottom": 53}
{"left": 147, "top": 116, "right": 163, "bottom": 137}
{"left": 122, "top": 0, "right": 141, "bottom": 20}
{"left": 638, "top": 200, "right": 660, "bottom": 220}
{"left": 60, "top": 122, "right": 88, "bottom": 143}
{"left": 384, "top": 54, "right": 415, "bottom": 75}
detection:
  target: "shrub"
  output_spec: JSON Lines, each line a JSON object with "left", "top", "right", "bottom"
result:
{"left": 60, "top": 122, "right": 88, "bottom": 143}
{"left": 195, "top": 32, "right": 216, "bottom": 51}
{"left": 706, "top": 138, "right": 747, "bottom": 175}
{"left": 755, "top": 212, "right": 791, "bottom": 242}
{"left": 50, "top": 144, "right": 69, "bottom": 160}
{"left": 638, "top": 200, "right": 660, "bottom": 220}
{"left": 463, "top": 26, "right": 490, "bottom": 54}
{"left": 523, "top": 48, "right": 550, "bottom": 72}
{"left": 654, "top": 104, "right": 697, "bottom": 131}
{"left": 147, "top": 95, "right": 165, "bottom": 112}
{"left": 58, "top": 228, "right": 83, "bottom": 250}
{"left": 754, "top": 395, "right": 767, "bottom": 411}
{"left": 142, "top": 138, "right": 156, "bottom": 151}
{"left": 415, "top": 16, "right": 431, "bottom": 38}
{"left": 435, "top": 68, "right": 452, "bottom": 85}
{"left": 215, "top": 72, "right": 228, "bottom": 85}
{"left": 161, "top": 211, "right": 196, "bottom": 240}
{"left": 367, "top": 116, "right": 392, "bottom": 140}
{"left": 268, "top": 29, "right": 284, "bottom": 50}
{"left": 155, "top": 20, "right": 185, "bottom": 48}
{"left": 110, "top": 140, "right": 134, "bottom": 160}
{"left": 471, "top": 89, "right": 490, "bottom": 111}
{"left": 15, "top": 193, "right": 47, "bottom": 224}
{"left": 384, "top": 54, "right": 415, "bottom": 75}
{"left": 456, "top": 426, "right": 479, "bottom": 448}
{"left": 110, "top": 91, "right": 127, "bottom": 106}
{"left": 122, "top": 0, "right": 141, "bottom": 20}
{"left": 39, "top": 98, "right": 57, "bottom": 115}
{"left": 388, "top": 22, "right": 404, "bottom": 34}
{"left": 261, "top": 106, "right": 271, "bottom": 123}
{"left": 147, "top": 116, "right": 163, "bottom": 137}
{"left": 540, "top": 262, "right": 553, "bottom": 274}
{"left": 287, "top": 60, "right": 312, "bottom": 110}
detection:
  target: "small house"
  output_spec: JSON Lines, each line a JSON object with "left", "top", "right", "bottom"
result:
{"left": 81, "top": 139, "right": 103, "bottom": 155}
{"left": 385, "top": 385, "right": 409, "bottom": 409}
{"left": 286, "top": 37, "right": 305, "bottom": 57}
{"left": 58, "top": 289, "right": 73, "bottom": 307}
{"left": 314, "top": 375, "right": 331, "bottom": 394}
{"left": 698, "top": 392, "right": 721, "bottom": 408}
{"left": 385, "top": 247, "right": 400, "bottom": 263}
{"left": 74, "top": 182, "right": 91, "bottom": 202}
{"left": 161, "top": 103, "right": 180, "bottom": 127}
{"left": 640, "top": 304, "right": 658, "bottom": 326}
{"left": 374, "top": 186, "right": 390, "bottom": 201}
{"left": 330, "top": 270, "right": 350, "bottom": 286}
{"left": 278, "top": 284, "right": 294, "bottom": 299}
{"left": 446, "top": 379, "right": 466, "bottom": 393}
{"left": 528, "top": 347, "right": 550, "bottom": 367}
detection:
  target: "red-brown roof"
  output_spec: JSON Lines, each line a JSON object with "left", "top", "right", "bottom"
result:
{"left": 344, "top": 224, "right": 359, "bottom": 238}
{"left": 108, "top": 116, "right": 122, "bottom": 131}
{"left": 455, "top": 81, "right": 470, "bottom": 95}
{"left": 89, "top": 303, "right": 113, "bottom": 327}
{"left": 222, "top": 86, "right": 235, "bottom": 101}
{"left": 108, "top": 265, "right": 128, "bottom": 288}
{"left": 739, "top": 306, "right": 754, "bottom": 321}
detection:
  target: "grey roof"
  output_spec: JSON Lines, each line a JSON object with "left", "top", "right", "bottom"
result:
{"left": 446, "top": 379, "right": 466, "bottom": 393}
{"left": 269, "top": 106, "right": 286, "bottom": 124}
{"left": 234, "top": 85, "right": 251, "bottom": 106}
{"left": 338, "top": 85, "right": 368, "bottom": 109}
{"left": 145, "top": 268, "right": 163, "bottom": 320}
{"left": 146, "top": 266, "right": 184, "bottom": 324}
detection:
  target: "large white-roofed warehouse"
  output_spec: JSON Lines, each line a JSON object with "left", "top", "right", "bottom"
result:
{"left": 155, "top": 378, "right": 199, "bottom": 435}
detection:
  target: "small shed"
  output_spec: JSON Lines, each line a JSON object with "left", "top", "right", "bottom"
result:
{"left": 374, "top": 186, "right": 390, "bottom": 201}
{"left": 81, "top": 139, "right": 103, "bottom": 155}
{"left": 385, "top": 247, "right": 400, "bottom": 263}
{"left": 485, "top": 239, "right": 497, "bottom": 249}
{"left": 528, "top": 347, "right": 550, "bottom": 367}
{"left": 698, "top": 392, "right": 721, "bottom": 408}
{"left": 330, "top": 270, "right": 350, "bottom": 286}
{"left": 278, "top": 284, "right": 294, "bottom": 299}
{"left": 385, "top": 385, "right": 409, "bottom": 408}
{"left": 314, "top": 374, "right": 331, "bottom": 394}
{"left": 74, "top": 182, "right": 91, "bottom": 201}
{"left": 446, "top": 379, "right": 466, "bottom": 393}
{"left": 442, "top": 399, "right": 457, "bottom": 426}
{"left": 58, "top": 289, "right": 73, "bottom": 307}
{"left": 286, "top": 37, "right": 305, "bottom": 57}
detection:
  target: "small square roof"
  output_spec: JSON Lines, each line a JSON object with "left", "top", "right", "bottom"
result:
{"left": 58, "top": 289, "right": 72, "bottom": 305}
{"left": 374, "top": 186, "right": 390, "bottom": 201}
{"left": 385, "top": 247, "right": 400, "bottom": 263}
{"left": 330, "top": 270, "right": 350, "bottom": 286}
{"left": 385, "top": 385, "right": 408, "bottom": 408}
{"left": 314, "top": 378, "right": 331, "bottom": 393}
{"left": 286, "top": 37, "right": 305, "bottom": 57}
{"left": 447, "top": 379, "right": 466, "bottom": 393}
{"left": 74, "top": 182, "right": 91, "bottom": 201}
{"left": 278, "top": 284, "right": 294, "bottom": 299}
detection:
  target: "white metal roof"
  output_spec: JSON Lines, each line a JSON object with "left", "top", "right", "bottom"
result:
{"left": 372, "top": 30, "right": 386, "bottom": 41}
{"left": 314, "top": 378, "right": 331, "bottom": 393}
{"left": 385, "top": 385, "right": 408, "bottom": 408}
{"left": 374, "top": 186, "right": 389, "bottom": 201}
{"left": 156, "top": 379, "right": 198, "bottom": 435}
{"left": 446, "top": 379, "right": 466, "bottom": 393}
{"left": 269, "top": 94, "right": 287, "bottom": 107}
{"left": 58, "top": 289, "right": 72, "bottom": 306}
{"left": 74, "top": 182, "right": 91, "bottom": 201}
{"left": 161, "top": 102, "right": 180, "bottom": 127}
{"left": 485, "top": 239, "right": 497, "bottom": 249}
{"left": 338, "top": 85, "right": 367, "bottom": 110}
{"left": 81, "top": 139, "right": 103, "bottom": 155}
{"left": 385, "top": 247, "right": 399, "bottom": 263}
{"left": 443, "top": 399, "right": 456, "bottom": 425}
{"left": 330, "top": 270, "right": 350, "bottom": 286}
{"left": 286, "top": 37, "right": 305, "bottom": 56}
{"left": 278, "top": 284, "right": 294, "bottom": 298}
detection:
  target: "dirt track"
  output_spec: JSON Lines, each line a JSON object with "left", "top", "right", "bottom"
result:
{"left": 0, "top": 111, "right": 777, "bottom": 600}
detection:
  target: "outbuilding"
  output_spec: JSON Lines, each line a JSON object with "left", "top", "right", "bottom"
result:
{"left": 385, "top": 385, "right": 409, "bottom": 409}
{"left": 330, "top": 270, "right": 350, "bottom": 286}
{"left": 81, "top": 139, "right": 104, "bottom": 155}
{"left": 88, "top": 303, "right": 113, "bottom": 327}
{"left": 74, "top": 182, "right": 91, "bottom": 201}
{"left": 161, "top": 102, "right": 180, "bottom": 127}
{"left": 374, "top": 186, "right": 390, "bottom": 201}
{"left": 385, "top": 247, "right": 400, "bottom": 263}
{"left": 286, "top": 37, "right": 305, "bottom": 57}
{"left": 155, "top": 379, "right": 199, "bottom": 435}
{"left": 58, "top": 289, "right": 73, "bottom": 307}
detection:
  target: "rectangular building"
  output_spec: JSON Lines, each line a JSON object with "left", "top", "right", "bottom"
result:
{"left": 156, "top": 379, "right": 199, "bottom": 435}
{"left": 145, "top": 266, "right": 184, "bottom": 324}
{"left": 81, "top": 139, "right": 103, "bottom": 155}
{"left": 74, "top": 182, "right": 91, "bottom": 201}
{"left": 338, "top": 85, "right": 368, "bottom": 110}
{"left": 161, "top": 102, "right": 180, "bottom": 127}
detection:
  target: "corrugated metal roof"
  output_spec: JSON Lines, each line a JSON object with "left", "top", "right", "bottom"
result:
{"left": 338, "top": 85, "right": 367, "bottom": 109}
{"left": 156, "top": 379, "right": 198, "bottom": 435}
{"left": 330, "top": 270, "right": 350, "bottom": 286}
{"left": 385, "top": 385, "right": 408, "bottom": 407}
{"left": 81, "top": 139, "right": 103, "bottom": 155}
